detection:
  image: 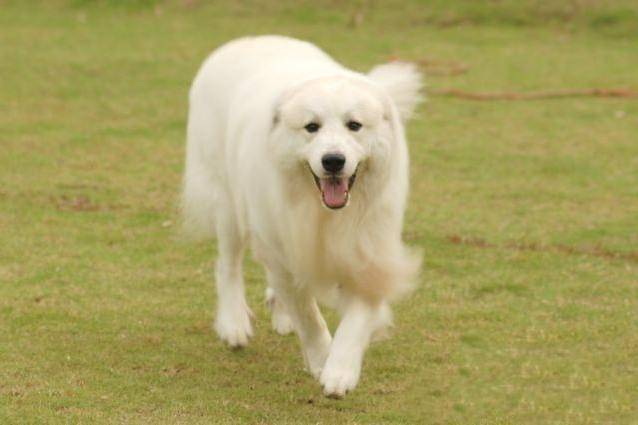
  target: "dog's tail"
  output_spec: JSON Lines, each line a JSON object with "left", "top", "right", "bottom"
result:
{"left": 368, "top": 62, "right": 424, "bottom": 122}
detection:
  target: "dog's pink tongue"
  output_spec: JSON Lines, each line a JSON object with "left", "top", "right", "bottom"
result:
{"left": 320, "top": 178, "right": 348, "bottom": 208}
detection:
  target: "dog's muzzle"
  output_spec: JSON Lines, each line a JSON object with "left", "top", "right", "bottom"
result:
{"left": 309, "top": 166, "right": 357, "bottom": 210}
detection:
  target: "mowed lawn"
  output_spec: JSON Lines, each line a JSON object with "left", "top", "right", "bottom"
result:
{"left": 1, "top": 1, "right": 637, "bottom": 423}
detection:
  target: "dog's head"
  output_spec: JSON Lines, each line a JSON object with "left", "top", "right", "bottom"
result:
{"left": 271, "top": 64, "right": 422, "bottom": 210}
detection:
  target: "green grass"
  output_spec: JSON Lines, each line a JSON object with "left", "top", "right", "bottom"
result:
{"left": 1, "top": 1, "right": 637, "bottom": 423}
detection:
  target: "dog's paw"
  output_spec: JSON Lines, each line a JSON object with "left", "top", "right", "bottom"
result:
{"left": 266, "top": 288, "right": 294, "bottom": 335}
{"left": 271, "top": 309, "right": 294, "bottom": 335}
{"left": 320, "top": 359, "right": 361, "bottom": 398}
{"left": 302, "top": 334, "right": 332, "bottom": 380}
{"left": 304, "top": 358, "right": 325, "bottom": 380}
{"left": 214, "top": 304, "right": 254, "bottom": 348}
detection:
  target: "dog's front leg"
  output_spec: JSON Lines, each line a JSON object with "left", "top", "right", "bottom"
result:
{"left": 320, "top": 298, "right": 391, "bottom": 398}
{"left": 267, "top": 270, "right": 332, "bottom": 379}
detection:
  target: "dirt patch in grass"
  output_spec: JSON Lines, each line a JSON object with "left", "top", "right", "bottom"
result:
{"left": 447, "top": 234, "right": 638, "bottom": 263}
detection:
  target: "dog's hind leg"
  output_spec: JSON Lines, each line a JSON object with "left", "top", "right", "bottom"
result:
{"left": 213, "top": 197, "right": 253, "bottom": 348}
{"left": 265, "top": 286, "right": 294, "bottom": 335}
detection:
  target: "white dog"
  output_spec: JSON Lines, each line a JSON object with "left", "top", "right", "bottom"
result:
{"left": 182, "top": 35, "right": 422, "bottom": 397}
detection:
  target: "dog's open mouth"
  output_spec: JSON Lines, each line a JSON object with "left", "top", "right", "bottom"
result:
{"left": 311, "top": 170, "right": 357, "bottom": 210}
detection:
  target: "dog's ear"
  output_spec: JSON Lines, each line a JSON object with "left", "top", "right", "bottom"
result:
{"left": 271, "top": 86, "right": 295, "bottom": 129}
{"left": 368, "top": 62, "right": 423, "bottom": 122}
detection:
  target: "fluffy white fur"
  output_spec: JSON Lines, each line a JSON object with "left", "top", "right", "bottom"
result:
{"left": 182, "top": 35, "right": 422, "bottom": 397}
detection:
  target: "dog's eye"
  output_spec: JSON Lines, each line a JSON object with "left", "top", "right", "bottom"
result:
{"left": 346, "top": 120, "right": 362, "bottom": 132}
{"left": 304, "top": 122, "right": 320, "bottom": 133}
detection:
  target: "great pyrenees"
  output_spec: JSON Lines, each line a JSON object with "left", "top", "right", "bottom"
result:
{"left": 182, "top": 35, "right": 422, "bottom": 397}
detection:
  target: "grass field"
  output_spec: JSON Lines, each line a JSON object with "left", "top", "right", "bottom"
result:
{"left": 1, "top": 1, "right": 637, "bottom": 423}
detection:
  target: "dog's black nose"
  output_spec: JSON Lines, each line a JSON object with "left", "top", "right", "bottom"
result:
{"left": 321, "top": 153, "right": 346, "bottom": 173}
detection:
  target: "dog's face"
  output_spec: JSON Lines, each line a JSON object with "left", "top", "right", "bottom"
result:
{"left": 273, "top": 77, "right": 393, "bottom": 210}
